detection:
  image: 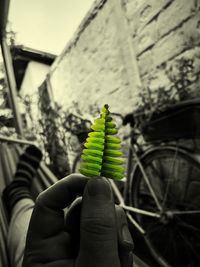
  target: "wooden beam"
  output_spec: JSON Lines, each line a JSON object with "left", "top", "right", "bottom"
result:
{"left": 0, "top": 0, "right": 10, "bottom": 39}
{"left": 0, "top": 134, "right": 35, "bottom": 145}
{"left": 1, "top": 38, "right": 24, "bottom": 136}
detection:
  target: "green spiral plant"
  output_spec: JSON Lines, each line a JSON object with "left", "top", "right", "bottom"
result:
{"left": 79, "top": 104, "right": 124, "bottom": 180}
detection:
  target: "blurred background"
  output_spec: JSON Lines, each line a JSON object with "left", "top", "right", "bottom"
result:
{"left": 0, "top": 1, "right": 200, "bottom": 265}
{"left": 0, "top": 0, "right": 199, "bottom": 177}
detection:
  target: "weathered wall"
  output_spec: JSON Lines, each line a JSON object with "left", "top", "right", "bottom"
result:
{"left": 20, "top": 61, "right": 50, "bottom": 129}
{"left": 49, "top": 0, "right": 200, "bottom": 116}
{"left": 48, "top": 0, "right": 141, "bottom": 116}
{"left": 123, "top": 0, "right": 200, "bottom": 99}
{"left": 45, "top": 0, "right": 200, "bottom": 168}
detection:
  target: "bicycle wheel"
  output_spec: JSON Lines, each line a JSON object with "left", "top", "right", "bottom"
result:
{"left": 129, "top": 146, "right": 200, "bottom": 267}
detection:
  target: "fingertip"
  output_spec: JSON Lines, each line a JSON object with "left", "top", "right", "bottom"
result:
{"left": 84, "top": 176, "right": 112, "bottom": 201}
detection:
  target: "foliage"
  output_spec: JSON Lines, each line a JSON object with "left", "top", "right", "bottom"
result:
{"left": 20, "top": 78, "right": 101, "bottom": 179}
{"left": 0, "top": 61, "right": 17, "bottom": 137}
{"left": 80, "top": 104, "right": 124, "bottom": 180}
{"left": 135, "top": 58, "right": 197, "bottom": 125}
{"left": 38, "top": 82, "right": 71, "bottom": 178}
{"left": 61, "top": 102, "right": 99, "bottom": 152}
{"left": 6, "top": 21, "right": 17, "bottom": 46}
{"left": 166, "top": 58, "right": 196, "bottom": 100}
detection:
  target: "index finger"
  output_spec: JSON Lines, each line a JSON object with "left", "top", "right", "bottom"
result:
{"left": 28, "top": 174, "right": 89, "bottom": 238}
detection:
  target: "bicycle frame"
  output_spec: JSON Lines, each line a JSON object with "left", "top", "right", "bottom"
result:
{"left": 110, "top": 134, "right": 200, "bottom": 237}
{"left": 110, "top": 179, "right": 159, "bottom": 235}
{"left": 109, "top": 137, "right": 163, "bottom": 235}
{"left": 71, "top": 109, "right": 200, "bottom": 267}
{"left": 71, "top": 113, "right": 200, "bottom": 239}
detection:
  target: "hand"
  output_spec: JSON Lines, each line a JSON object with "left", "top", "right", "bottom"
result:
{"left": 22, "top": 174, "right": 134, "bottom": 267}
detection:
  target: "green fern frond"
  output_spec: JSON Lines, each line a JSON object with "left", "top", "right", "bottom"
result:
{"left": 79, "top": 104, "right": 124, "bottom": 180}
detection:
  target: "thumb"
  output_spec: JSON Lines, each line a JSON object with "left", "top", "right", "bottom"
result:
{"left": 75, "top": 177, "right": 120, "bottom": 267}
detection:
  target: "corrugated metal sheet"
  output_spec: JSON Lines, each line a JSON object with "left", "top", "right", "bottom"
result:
{"left": 0, "top": 142, "right": 58, "bottom": 267}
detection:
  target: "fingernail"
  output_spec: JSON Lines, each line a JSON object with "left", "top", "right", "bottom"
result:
{"left": 87, "top": 177, "right": 111, "bottom": 201}
{"left": 122, "top": 224, "right": 134, "bottom": 250}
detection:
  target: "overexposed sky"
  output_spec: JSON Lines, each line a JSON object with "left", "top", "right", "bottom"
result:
{"left": 8, "top": 0, "right": 95, "bottom": 55}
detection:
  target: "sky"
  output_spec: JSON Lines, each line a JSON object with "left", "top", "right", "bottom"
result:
{"left": 8, "top": 0, "right": 95, "bottom": 55}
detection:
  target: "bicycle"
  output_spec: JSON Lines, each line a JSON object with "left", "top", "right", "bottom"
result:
{"left": 72, "top": 99, "right": 200, "bottom": 267}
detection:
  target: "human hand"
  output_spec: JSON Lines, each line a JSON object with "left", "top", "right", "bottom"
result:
{"left": 22, "top": 174, "right": 134, "bottom": 267}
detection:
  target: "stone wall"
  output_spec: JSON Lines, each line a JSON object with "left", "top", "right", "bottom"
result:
{"left": 123, "top": 0, "right": 200, "bottom": 102}
{"left": 44, "top": 0, "right": 200, "bottom": 168}
{"left": 48, "top": 0, "right": 141, "bottom": 116}
{"left": 48, "top": 0, "right": 200, "bottom": 116}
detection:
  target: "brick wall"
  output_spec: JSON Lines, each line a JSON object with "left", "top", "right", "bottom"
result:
{"left": 44, "top": 0, "right": 200, "bottom": 167}
{"left": 48, "top": 0, "right": 200, "bottom": 116}
{"left": 123, "top": 0, "right": 200, "bottom": 100}
{"left": 48, "top": 0, "right": 141, "bottom": 116}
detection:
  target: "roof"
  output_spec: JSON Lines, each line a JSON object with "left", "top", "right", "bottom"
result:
{"left": 0, "top": 0, "right": 56, "bottom": 90}
{"left": 11, "top": 45, "right": 56, "bottom": 90}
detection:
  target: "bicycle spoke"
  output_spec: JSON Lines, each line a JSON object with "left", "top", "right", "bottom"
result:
{"left": 162, "top": 148, "right": 178, "bottom": 207}
{"left": 147, "top": 160, "right": 165, "bottom": 203}
{"left": 146, "top": 220, "right": 178, "bottom": 262}
{"left": 178, "top": 231, "right": 200, "bottom": 261}
{"left": 162, "top": 230, "right": 176, "bottom": 258}
{"left": 182, "top": 164, "right": 193, "bottom": 201}
{"left": 172, "top": 210, "right": 200, "bottom": 215}
{"left": 134, "top": 153, "right": 163, "bottom": 211}
{"left": 130, "top": 146, "right": 200, "bottom": 267}
{"left": 178, "top": 220, "right": 200, "bottom": 235}
{"left": 144, "top": 220, "right": 164, "bottom": 235}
